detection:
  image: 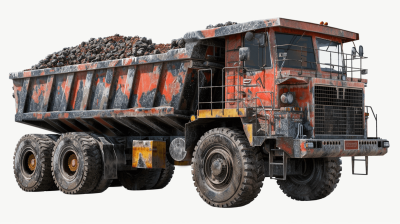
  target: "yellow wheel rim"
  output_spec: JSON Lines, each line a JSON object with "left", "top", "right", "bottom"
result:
{"left": 67, "top": 154, "right": 78, "bottom": 172}
{"left": 27, "top": 154, "right": 36, "bottom": 171}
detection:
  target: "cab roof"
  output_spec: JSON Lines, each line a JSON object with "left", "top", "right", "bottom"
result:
{"left": 184, "top": 18, "right": 359, "bottom": 43}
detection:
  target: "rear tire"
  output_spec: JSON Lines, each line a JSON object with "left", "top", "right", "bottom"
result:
{"left": 13, "top": 134, "right": 56, "bottom": 192}
{"left": 52, "top": 133, "right": 102, "bottom": 194}
{"left": 152, "top": 159, "right": 175, "bottom": 189}
{"left": 191, "top": 128, "right": 264, "bottom": 208}
{"left": 277, "top": 157, "right": 342, "bottom": 201}
{"left": 119, "top": 169, "right": 162, "bottom": 190}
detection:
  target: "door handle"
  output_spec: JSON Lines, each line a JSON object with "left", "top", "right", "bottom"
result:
{"left": 243, "top": 79, "right": 252, "bottom": 84}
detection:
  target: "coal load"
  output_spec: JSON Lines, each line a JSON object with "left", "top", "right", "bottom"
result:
{"left": 206, "top": 21, "right": 237, "bottom": 29}
{"left": 29, "top": 35, "right": 186, "bottom": 70}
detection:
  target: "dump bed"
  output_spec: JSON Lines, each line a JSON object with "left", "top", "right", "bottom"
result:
{"left": 10, "top": 47, "right": 206, "bottom": 136}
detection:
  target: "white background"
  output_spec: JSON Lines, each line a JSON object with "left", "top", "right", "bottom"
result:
{"left": 1, "top": 1, "right": 398, "bottom": 223}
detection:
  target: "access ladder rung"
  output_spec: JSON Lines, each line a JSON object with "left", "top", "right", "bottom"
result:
{"left": 269, "top": 150, "right": 287, "bottom": 180}
{"left": 352, "top": 156, "right": 368, "bottom": 175}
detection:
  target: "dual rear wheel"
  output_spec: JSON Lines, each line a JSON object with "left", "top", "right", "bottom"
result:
{"left": 13, "top": 133, "right": 175, "bottom": 194}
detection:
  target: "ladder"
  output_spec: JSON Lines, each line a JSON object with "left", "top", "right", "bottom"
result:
{"left": 269, "top": 149, "right": 288, "bottom": 180}
{"left": 352, "top": 156, "right": 368, "bottom": 175}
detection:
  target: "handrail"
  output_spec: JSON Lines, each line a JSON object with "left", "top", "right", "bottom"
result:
{"left": 198, "top": 66, "right": 244, "bottom": 116}
{"left": 365, "top": 106, "right": 378, "bottom": 138}
{"left": 197, "top": 66, "right": 275, "bottom": 138}
{"left": 274, "top": 44, "right": 367, "bottom": 81}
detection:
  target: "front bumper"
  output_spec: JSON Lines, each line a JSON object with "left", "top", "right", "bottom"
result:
{"left": 276, "top": 138, "right": 389, "bottom": 158}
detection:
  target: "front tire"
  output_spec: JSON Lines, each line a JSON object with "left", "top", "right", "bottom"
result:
{"left": 277, "top": 157, "right": 342, "bottom": 201}
{"left": 191, "top": 128, "right": 264, "bottom": 208}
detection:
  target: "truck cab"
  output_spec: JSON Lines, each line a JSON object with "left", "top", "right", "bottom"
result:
{"left": 188, "top": 18, "right": 387, "bottom": 159}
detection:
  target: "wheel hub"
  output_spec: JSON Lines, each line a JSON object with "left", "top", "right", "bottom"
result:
{"left": 204, "top": 148, "right": 232, "bottom": 186}
{"left": 27, "top": 154, "right": 36, "bottom": 171}
{"left": 211, "top": 159, "right": 225, "bottom": 176}
{"left": 67, "top": 154, "right": 78, "bottom": 172}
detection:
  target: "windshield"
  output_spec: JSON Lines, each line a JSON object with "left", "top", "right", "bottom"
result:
{"left": 276, "top": 33, "right": 316, "bottom": 70}
{"left": 316, "top": 38, "right": 343, "bottom": 73}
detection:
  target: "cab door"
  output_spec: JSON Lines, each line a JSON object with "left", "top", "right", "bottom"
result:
{"left": 224, "top": 32, "right": 274, "bottom": 110}
{"left": 241, "top": 31, "right": 274, "bottom": 110}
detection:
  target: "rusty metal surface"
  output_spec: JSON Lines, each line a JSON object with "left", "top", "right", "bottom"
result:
{"left": 12, "top": 58, "right": 197, "bottom": 135}
{"left": 290, "top": 139, "right": 388, "bottom": 158}
{"left": 132, "top": 140, "right": 166, "bottom": 169}
{"left": 274, "top": 111, "right": 303, "bottom": 138}
{"left": 17, "top": 107, "right": 189, "bottom": 136}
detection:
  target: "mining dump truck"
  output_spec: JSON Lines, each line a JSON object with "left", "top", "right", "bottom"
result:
{"left": 10, "top": 18, "right": 389, "bottom": 207}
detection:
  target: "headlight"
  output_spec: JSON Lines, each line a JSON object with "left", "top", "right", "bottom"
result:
{"left": 281, "top": 92, "right": 293, "bottom": 104}
{"left": 383, "top": 141, "right": 390, "bottom": 148}
{"left": 305, "top": 142, "right": 314, "bottom": 148}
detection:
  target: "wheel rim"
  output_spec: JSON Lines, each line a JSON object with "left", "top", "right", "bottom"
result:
{"left": 22, "top": 150, "right": 35, "bottom": 175}
{"left": 68, "top": 153, "right": 78, "bottom": 172}
{"left": 203, "top": 146, "right": 233, "bottom": 189}
{"left": 290, "top": 158, "right": 316, "bottom": 184}
{"left": 61, "top": 149, "right": 79, "bottom": 177}
{"left": 27, "top": 153, "right": 36, "bottom": 171}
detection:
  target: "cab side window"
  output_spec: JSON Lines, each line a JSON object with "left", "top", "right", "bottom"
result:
{"left": 244, "top": 33, "right": 271, "bottom": 70}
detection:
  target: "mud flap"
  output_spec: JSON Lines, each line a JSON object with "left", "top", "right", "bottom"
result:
{"left": 97, "top": 137, "right": 118, "bottom": 179}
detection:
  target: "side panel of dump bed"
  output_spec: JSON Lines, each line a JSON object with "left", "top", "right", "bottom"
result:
{"left": 13, "top": 60, "right": 195, "bottom": 136}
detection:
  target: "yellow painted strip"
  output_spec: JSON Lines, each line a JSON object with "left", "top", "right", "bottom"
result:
{"left": 243, "top": 123, "right": 253, "bottom": 146}
{"left": 197, "top": 108, "right": 247, "bottom": 118}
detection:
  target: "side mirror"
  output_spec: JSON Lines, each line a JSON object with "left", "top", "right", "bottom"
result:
{"left": 351, "top": 47, "right": 357, "bottom": 58}
{"left": 359, "top": 45, "right": 364, "bottom": 57}
{"left": 245, "top": 32, "right": 254, "bottom": 41}
{"left": 239, "top": 47, "right": 250, "bottom": 61}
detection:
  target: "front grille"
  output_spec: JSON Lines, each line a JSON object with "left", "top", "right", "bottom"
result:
{"left": 315, "top": 86, "right": 363, "bottom": 136}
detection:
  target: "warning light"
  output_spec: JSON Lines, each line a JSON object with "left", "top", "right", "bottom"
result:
{"left": 324, "top": 22, "right": 328, "bottom": 26}
{"left": 320, "top": 21, "right": 324, "bottom": 25}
